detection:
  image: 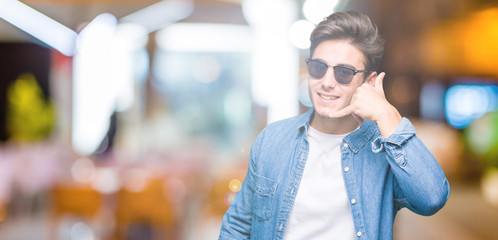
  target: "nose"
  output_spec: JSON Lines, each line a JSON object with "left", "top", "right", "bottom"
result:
{"left": 322, "top": 67, "right": 337, "bottom": 88}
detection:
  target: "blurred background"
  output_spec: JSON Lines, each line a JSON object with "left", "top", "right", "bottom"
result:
{"left": 0, "top": 0, "right": 497, "bottom": 239}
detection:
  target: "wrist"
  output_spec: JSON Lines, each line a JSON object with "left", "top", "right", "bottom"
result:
{"left": 376, "top": 105, "right": 402, "bottom": 137}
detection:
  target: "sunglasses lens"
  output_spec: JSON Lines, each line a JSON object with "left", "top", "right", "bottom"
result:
{"left": 306, "top": 59, "right": 358, "bottom": 84}
{"left": 333, "top": 66, "right": 354, "bottom": 84}
{"left": 308, "top": 60, "right": 327, "bottom": 79}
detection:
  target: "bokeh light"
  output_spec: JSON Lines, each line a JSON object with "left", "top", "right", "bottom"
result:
{"left": 70, "top": 222, "right": 95, "bottom": 240}
{"left": 481, "top": 168, "right": 498, "bottom": 207}
{"left": 465, "top": 111, "right": 498, "bottom": 168}
{"left": 303, "top": 0, "right": 340, "bottom": 25}
{"left": 445, "top": 84, "right": 498, "bottom": 129}
{"left": 91, "top": 168, "right": 119, "bottom": 194}
{"left": 224, "top": 191, "right": 237, "bottom": 206}
{"left": 289, "top": 20, "right": 315, "bottom": 49}
{"left": 122, "top": 168, "right": 148, "bottom": 193}
{"left": 71, "top": 157, "right": 96, "bottom": 183}
{"left": 228, "top": 179, "right": 242, "bottom": 192}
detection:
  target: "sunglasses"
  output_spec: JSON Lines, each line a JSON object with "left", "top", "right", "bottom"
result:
{"left": 305, "top": 58, "right": 370, "bottom": 84}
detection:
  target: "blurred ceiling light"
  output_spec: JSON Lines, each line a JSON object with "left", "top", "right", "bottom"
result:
{"left": 73, "top": 0, "right": 194, "bottom": 156}
{"left": 0, "top": 0, "right": 77, "bottom": 56}
{"left": 76, "top": 13, "right": 118, "bottom": 51}
{"left": 156, "top": 23, "right": 253, "bottom": 52}
{"left": 289, "top": 19, "right": 315, "bottom": 49}
{"left": 303, "top": 0, "right": 340, "bottom": 25}
{"left": 72, "top": 13, "right": 118, "bottom": 156}
{"left": 111, "top": 23, "right": 148, "bottom": 112}
{"left": 113, "top": 23, "right": 148, "bottom": 52}
{"left": 120, "top": 0, "right": 194, "bottom": 34}
{"left": 242, "top": 0, "right": 293, "bottom": 26}
{"left": 73, "top": 14, "right": 152, "bottom": 156}
{"left": 242, "top": 0, "right": 299, "bottom": 123}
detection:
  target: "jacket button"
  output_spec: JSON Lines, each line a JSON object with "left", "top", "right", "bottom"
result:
{"left": 344, "top": 167, "right": 350, "bottom": 172}
{"left": 357, "top": 231, "right": 362, "bottom": 237}
{"left": 344, "top": 143, "right": 349, "bottom": 148}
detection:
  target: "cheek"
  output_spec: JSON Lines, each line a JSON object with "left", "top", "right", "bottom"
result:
{"left": 344, "top": 79, "right": 364, "bottom": 97}
{"left": 344, "top": 87, "right": 357, "bottom": 96}
{"left": 340, "top": 86, "right": 359, "bottom": 102}
{"left": 308, "top": 79, "right": 317, "bottom": 88}
{"left": 308, "top": 80, "right": 317, "bottom": 94}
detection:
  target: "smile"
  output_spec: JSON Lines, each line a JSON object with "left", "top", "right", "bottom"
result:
{"left": 318, "top": 93, "right": 338, "bottom": 100}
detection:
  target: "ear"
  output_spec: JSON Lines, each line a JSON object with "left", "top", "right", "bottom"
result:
{"left": 366, "top": 71, "right": 377, "bottom": 86}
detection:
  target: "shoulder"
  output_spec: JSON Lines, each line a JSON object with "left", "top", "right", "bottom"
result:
{"left": 257, "top": 111, "right": 310, "bottom": 142}
{"left": 250, "top": 111, "right": 310, "bottom": 156}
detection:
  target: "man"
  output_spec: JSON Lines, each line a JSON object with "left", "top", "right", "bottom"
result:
{"left": 219, "top": 11, "right": 449, "bottom": 240}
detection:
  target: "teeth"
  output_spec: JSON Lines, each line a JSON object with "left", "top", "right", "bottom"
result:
{"left": 321, "top": 95, "right": 337, "bottom": 100}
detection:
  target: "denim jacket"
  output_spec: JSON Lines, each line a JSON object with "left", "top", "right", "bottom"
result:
{"left": 219, "top": 108, "right": 450, "bottom": 240}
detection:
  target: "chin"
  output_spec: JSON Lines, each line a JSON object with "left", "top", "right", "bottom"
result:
{"left": 313, "top": 107, "right": 333, "bottom": 119}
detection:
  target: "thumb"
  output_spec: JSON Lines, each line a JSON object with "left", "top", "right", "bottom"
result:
{"left": 375, "top": 72, "right": 385, "bottom": 92}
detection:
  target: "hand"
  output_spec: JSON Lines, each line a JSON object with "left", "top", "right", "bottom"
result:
{"left": 329, "top": 72, "right": 402, "bottom": 137}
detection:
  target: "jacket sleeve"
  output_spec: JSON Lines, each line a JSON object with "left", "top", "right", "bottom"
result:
{"left": 371, "top": 117, "right": 450, "bottom": 216}
{"left": 219, "top": 132, "right": 264, "bottom": 239}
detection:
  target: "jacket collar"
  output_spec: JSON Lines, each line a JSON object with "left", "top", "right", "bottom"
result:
{"left": 296, "top": 108, "right": 314, "bottom": 138}
{"left": 343, "top": 120, "right": 378, "bottom": 153}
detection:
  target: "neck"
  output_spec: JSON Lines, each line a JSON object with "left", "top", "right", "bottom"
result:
{"left": 310, "top": 111, "right": 361, "bottom": 135}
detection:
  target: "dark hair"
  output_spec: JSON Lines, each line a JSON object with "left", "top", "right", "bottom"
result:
{"left": 309, "top": 11, "right": 384, "bottom": 71}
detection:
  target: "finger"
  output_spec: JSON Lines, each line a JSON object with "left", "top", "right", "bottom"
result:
{"left": 328, "top": 105, "right": 354, "bottom": 118}
{"left": 375, "top": 72, "right": 385, "bottom": 92}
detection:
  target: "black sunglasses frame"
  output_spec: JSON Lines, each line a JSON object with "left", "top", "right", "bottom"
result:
{"left": 305, "top": 58, "right": 370, "bottom": 84}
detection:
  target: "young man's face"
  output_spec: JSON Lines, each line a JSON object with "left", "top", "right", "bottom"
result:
{"left": 308, "top": 39, "right": 373, "bottom": 121}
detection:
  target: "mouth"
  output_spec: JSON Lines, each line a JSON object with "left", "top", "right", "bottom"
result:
{"left": 318, "top": 93, "right": 338, "bottom": 101}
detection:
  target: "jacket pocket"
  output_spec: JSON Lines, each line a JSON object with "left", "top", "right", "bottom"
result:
{"left": 251, "top": 172, "right": 278, "bottom": 221}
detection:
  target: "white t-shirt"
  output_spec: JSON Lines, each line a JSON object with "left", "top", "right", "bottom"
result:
{"left": 284, "top": 126, "right": 355, "bottom": 240}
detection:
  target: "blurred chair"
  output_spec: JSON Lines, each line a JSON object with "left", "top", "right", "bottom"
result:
{"left": 49, "top": 184, "right": 104, "bottom": 239}
{"left": 114, "top": 178, "right": 175, "bottom": 240}
{"left": 52, "top": 185, "right": 101, "bottom": 217}
{"left": 193, "top": 168, "right": 246, "bottom": 240}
